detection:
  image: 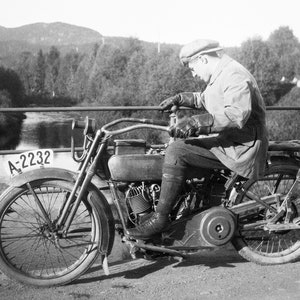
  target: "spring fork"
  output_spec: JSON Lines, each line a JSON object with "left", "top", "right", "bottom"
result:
{"left": 56, "top": 130, "right": 105, "bottom": 235}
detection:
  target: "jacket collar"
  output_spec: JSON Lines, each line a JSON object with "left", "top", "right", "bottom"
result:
{"left": 208, "top": 54, "right": 233, "bottom": 85}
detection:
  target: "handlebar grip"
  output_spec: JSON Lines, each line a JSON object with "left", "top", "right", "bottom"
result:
{"left": 72, "top": 117, "right": 96, "bottom": 135}
{"left": 72, "top": 119, "right": 86, "bottom": 130}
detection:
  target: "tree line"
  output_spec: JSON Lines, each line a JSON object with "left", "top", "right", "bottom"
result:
{"left": 12, "top": 26, "right": 299, "bottom": 108}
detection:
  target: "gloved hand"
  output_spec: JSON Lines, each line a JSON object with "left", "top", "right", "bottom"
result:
{"left": 159, "top": 93, "right": 196, "bottom": 111}
{"left": 159, "top": 94, "right": 182, "bottom": 111}
{"left": 169, "top": 114, "right": 213, "bottom": 138}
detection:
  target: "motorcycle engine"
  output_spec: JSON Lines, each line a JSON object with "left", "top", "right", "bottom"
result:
{"left": 125, "top": 183, "right": 160, "bottom": 225}
{"left": 124, "top": 175, "right": 228, "bottom": 226}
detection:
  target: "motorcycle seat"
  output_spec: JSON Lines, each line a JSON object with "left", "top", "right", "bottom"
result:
{"left": 268, "top": 140, "right": 300, "bottom": 152}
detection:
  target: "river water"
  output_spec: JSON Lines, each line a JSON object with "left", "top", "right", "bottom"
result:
{"left": 0, "top": 111, "right": 87, "bottom": 183}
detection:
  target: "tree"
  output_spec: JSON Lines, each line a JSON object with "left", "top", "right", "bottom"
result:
{"left": 0, "top": 66, "right": 24, "bottom": 106}
{"left": 0, "top": 90, "right": 12, "bottom": 107}
{"left": 34, "top": 49, "right": 46, "bottom": 95}
{"left": 0, "top": 67, "right": 25, "bottom": 149}
{"left": 16, "top": 51, "right": 35, "bottom": 95}
{"left": 116, "top": 49, "right": 146, "bottom": 106}
{"left": 45, "top": 46, "right": 60, "bottom": 96}
{"left": 268, "top": 26, "right": 300, "bottom": 80}
{"left": 139, "top": 46, "right": 203, "bottom": 106}
{"left": 56, "top": 51, "right": 82, "bottom": 98}
{"left": 73, "top": 43, "right": 101, "bottom": 102}
{"left": 238, "top": 38, "right": 280, "bottom": 105}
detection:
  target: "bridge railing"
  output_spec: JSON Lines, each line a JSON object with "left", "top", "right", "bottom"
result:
{"left": 0, "top": 105, "right": 299, "bottom": 155}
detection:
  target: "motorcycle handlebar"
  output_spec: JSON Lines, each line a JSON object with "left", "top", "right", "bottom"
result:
{"left": 72, "top": 111, "right": 178, "bottom": 138}
{"left": 100, "top": 117, "right": 171, "bottom": 137}
{"left": 101, "top": 117, "right": 170, "bottom": 131}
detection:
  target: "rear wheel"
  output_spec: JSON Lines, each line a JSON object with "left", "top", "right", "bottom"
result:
{"left": 232, "top": 161, "right": 300, "bottom": 265}
{"left": 0, "top": 179, "right": 102, "bottom": 287}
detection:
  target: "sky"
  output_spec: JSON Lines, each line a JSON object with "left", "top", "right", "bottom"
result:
{"left": 1, "top": 0, "right": 300, "bottom": 47}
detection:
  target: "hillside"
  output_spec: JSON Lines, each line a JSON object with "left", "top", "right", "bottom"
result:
{"left": 0, "top": 22, "right": 102, "bottom": 46}
{"left": 0, "top": 22, "right": 106, "bottom": 67}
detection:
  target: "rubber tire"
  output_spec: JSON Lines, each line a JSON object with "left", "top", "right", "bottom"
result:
{"left": 0, "top": 179, "right": 102, "bottom": 287}
{"left": 232, "top": 161, "right": 300, "bottom": 265}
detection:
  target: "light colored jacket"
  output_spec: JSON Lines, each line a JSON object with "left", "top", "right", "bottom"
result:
{"left": 193, "top": 54, "right": 269, "bottom": 179}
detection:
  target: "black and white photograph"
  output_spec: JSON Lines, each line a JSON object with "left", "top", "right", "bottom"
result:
{"left": 0, "top": 0, "right": 300, "bottom": 299}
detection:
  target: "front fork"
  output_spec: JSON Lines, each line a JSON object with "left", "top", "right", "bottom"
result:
{"left": 53, "top": 130, "right": 107, "bottom": 236}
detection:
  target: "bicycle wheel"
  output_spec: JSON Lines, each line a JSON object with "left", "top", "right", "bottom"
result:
{"left": 232, "top": 161, "right": 300, "bottom": 265}
{"left": 0, "top": 179, "right": 101, "bottom": 287}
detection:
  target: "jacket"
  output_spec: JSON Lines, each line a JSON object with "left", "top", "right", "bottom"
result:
{"left": 193, "top": 54, "right": 269, "bottom": 179}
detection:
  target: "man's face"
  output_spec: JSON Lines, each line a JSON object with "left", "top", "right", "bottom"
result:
{"left": 188, "top": 56, "right": 211, "bottom": 83}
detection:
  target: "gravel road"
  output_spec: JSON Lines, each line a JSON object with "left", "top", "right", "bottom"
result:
{"left": 1, "top": 242, "right": 300, "bottom": 300}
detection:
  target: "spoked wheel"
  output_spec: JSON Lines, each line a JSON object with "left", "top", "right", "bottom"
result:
{"left": 0, "top": 179, "right": 101, "bottom": 287}
{"left": 232, "top": 161, "right": 300, "bottom": 265}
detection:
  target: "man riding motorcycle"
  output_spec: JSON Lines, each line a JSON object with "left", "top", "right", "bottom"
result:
{"left": 128, "top": 39, "right": 269, "bottom": 239}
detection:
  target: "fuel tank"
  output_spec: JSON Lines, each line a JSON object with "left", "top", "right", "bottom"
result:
{"left": 108, "top": 154, "right": 164, "bottom": 181}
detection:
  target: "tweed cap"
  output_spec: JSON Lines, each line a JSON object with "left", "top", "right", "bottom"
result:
{"left": 180, "top": 39, "right": 223, "bottom": 65}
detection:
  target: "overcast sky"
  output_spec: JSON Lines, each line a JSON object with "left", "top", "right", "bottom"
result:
{"left": 1, "top": 0, "right": 300, "bottom": 47}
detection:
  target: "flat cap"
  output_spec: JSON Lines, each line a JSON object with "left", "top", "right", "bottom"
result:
{"left": 179, "top": 39, "right": 223, "bottom": 65}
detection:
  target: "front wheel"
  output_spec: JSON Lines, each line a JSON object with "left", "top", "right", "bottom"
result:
{"left": 0, "top": 179, "right": 102, "bottom": 287}
{"left": 232, "top": 161, "right": 300, "bottom": 265}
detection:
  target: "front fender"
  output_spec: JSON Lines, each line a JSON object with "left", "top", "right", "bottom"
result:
{"left": 9, "top": 167, "right": 77, "bottom": 187}
{"left": 9, "top": 167, "right": 109, "bottom": 189}
{"left": 7, "top": 167, "right": 115, "bottom": 255}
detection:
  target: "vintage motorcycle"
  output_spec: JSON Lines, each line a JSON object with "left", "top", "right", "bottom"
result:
{"left": 0, "top": 107, "right": 300, "bottom": 287}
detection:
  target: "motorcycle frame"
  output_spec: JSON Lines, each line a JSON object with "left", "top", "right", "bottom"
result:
{"left": 55, "top": 115, "right": 300, "bottom": 236}
{"left": 56, "top": 117, "right": 169, "bottom": 235}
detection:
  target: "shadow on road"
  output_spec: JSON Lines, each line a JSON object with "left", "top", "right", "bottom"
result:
{"left": 73, "top": 249, "right": 246, "bottom": 285}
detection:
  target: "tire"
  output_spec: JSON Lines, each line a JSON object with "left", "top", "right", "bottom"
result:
{"left": 232, "top": 161, "right": 300, "bottom": 265}
{"left": 0, "top": 179, "right": 102, "bottom": 287}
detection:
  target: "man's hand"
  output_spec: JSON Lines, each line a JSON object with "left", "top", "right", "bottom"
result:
{"left": 159, "top": 92, "right": 196, "bottom": 111}
{"left": 169, "top": 117, "right": 198, "bottom": 138}
{"left": 169, "top": 114, "right": 213, "bottom": 138}
{"left": 159, "top": 94, "right": 181, "bottom": 111}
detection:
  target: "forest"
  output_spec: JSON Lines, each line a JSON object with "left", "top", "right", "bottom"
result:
{"left": 0, "top": 25, "right": 300, "bottom": 143}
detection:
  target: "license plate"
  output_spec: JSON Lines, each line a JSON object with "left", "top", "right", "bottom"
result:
{"left": 6, "top": 149, "right": 54, "bottom": 177}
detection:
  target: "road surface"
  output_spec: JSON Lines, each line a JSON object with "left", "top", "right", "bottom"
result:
{"left": 1, "top": 243, "right": 300, "bottom": 300}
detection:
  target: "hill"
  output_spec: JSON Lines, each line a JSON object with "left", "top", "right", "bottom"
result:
{"left": 0, "top": 22, "right": 102, "bottom": 46}
{"left": 0, "top": 22, "right": 105, "bottom": 67}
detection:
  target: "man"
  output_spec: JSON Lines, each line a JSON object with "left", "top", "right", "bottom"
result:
{"left": 128, "top": 39, "right": 268, "bottom": 239}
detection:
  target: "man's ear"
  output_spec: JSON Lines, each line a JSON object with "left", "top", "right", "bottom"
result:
{"left": 200, "top": 55, "right": 208, "bottom": 64}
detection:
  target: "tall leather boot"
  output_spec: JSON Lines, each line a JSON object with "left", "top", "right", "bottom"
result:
{"left": 127, "top": 164, "right": 185, "bottom": 239}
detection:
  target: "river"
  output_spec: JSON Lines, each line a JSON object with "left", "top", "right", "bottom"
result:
{"left": 0, "top": 111, "right": 87, "bottom": 184}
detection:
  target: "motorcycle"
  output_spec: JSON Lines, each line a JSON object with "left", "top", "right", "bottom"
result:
{"left": 0, "top": 107, "right": 300, "bottom": 287}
